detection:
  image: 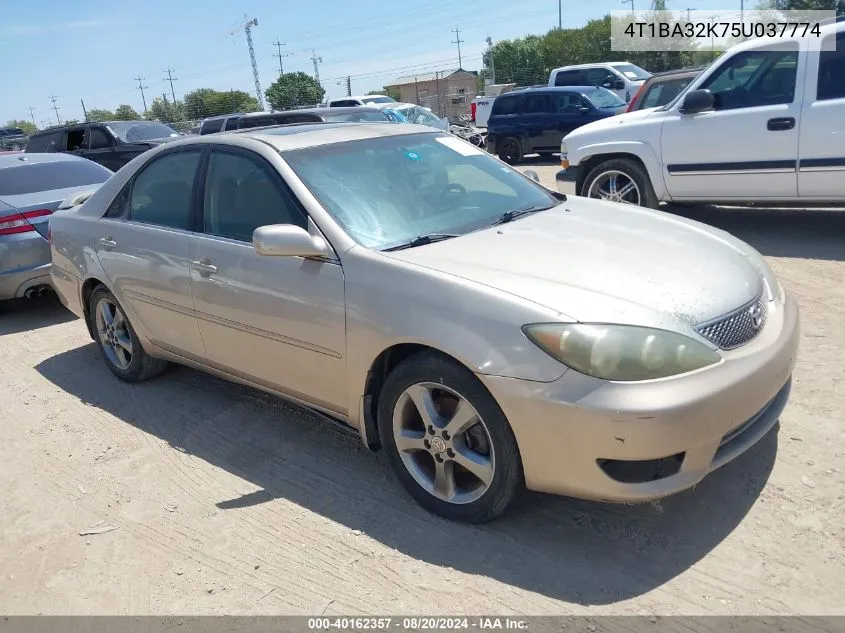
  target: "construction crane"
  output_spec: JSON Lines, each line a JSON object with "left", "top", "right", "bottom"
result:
{"left": 230, "top": 15, "right": 265, "bottom": 110}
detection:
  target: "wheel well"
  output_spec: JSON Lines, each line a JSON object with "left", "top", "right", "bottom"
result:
{"left": 81, "top": 278, "right": 106, "bottom": 341}
{"left": 361, "top": 343, "right": 466, "bottom": 451}
{"left": 577, "top": 153, "right": 648, "bottom": 195}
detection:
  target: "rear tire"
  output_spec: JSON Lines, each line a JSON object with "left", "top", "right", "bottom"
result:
{"left": 582, "top": 157, "right": 658, "bottom": 209}
{"left": 89, "top": 286, "right": 167, "bottom": 382}
{"left": 377, "top": 352, "right": 523, "bottom": 523}
{"left": 497, "top": 137, "right": 523, "bottom": 165}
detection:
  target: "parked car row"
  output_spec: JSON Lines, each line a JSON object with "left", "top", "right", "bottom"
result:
{"left": 30, "top": 120, "right": 797, "bottom": 523}
{"left": 558, "top": 16, "right": 845, "bottom": 208}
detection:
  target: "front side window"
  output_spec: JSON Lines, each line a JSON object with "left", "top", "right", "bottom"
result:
{"left": 640, "top": 77, "right": 695, "bottom": 109}
{"left": 128, "top": 150, "right": 201, "bottom": 230}
{"left": 202, "top": 151, "right": 306, "bottom": 242}
{"left": 701, "top": 47, "right": 798, "bottom": 110}
{"left": 556, "top": 93, "right": 584, "bottom": 113}
{"left": 283, "top": 132, "right": 560, "bottom": 250}
{"left": 817, "top": 32, "right": 845, "bottom": 101}
{"left": 89, "top": 127, "right": 113, "bottom": 149}
{"left": 584, "top": 68, "right": 617, "bottom": 87}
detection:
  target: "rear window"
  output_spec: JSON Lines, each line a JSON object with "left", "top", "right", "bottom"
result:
{"left": 491, "top": 94, "right": 521, "bottom": 115}
{"left": 26, "top": 131, "right": 65, "bottom": 153}
{"left": 554, "top": 70, "right": 583, "bottom": 86}
{"left": 200, "top": 119, "right": 224, "bottom": 134}
{"left": 0, "top": 160, "right": 112, "bottom": 196}
{"left": 323, "top": 110, "right": 388, "bottom": 122}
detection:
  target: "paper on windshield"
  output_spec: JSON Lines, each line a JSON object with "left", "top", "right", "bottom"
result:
{"left": 623, "top": 71, "right": 639, "bottom": 79}
{"left": 435, "top": 136, "right": 486, "bottom": 156}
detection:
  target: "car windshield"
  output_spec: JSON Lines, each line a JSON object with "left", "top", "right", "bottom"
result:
{"left": 322, "top": 110, "right": 389, "bottom": 122}
{"left": 0, "top": 160, "right": 112, "bottom": 196}
{"left": 283, "top": 132, "right": 560, "bottom": 250}
{"left": 586, "top": 88, "right": 626, "bottom": 108}
{"left": 361, "top": 96, "right": 396, "bottom": 104}
{"left": 398, "top": 106, "right": 442, "bottom": 126}
{"left": 106, "top": 122, "right": 180, "bottom": 142}
{"left": 613, "top": 63, "right": 651, "bottom": 80}
{"left": 382, "top": 109, "right": 408, "bottom": 123}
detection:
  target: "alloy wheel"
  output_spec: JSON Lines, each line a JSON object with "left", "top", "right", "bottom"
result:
{"left": 95, "top": 297, "right": 133, "bottom": 371}
{"left": 586, "top": 169, "right": 642, "bottom": 205}
{"left": 392, "top": 382, "right": 495, "bottom": 504}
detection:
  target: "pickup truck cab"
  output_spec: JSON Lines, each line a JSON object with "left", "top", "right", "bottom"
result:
{"left": 557, "top": 18, "right": 845, "bottom": 207}
{"left": 549, "top": 62, "right": 651, "bottom": 103}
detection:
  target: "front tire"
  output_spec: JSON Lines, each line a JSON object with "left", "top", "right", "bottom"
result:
{"left": 89, "top": 286, "right": 167, "bottom": 382}
{"left": 582, "top": 157, "right": 658, "bottom": 208}
{"left": 377, "top": 352, "right": 523, "bottom": 523}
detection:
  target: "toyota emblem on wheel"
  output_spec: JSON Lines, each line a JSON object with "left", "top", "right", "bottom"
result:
{"left": 749, "top": 303, "right": 764, "bottom": 330}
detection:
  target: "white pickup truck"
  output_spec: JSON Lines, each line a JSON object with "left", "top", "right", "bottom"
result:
{"left": 557, "top": 17, "right": 845, "bottom": 208}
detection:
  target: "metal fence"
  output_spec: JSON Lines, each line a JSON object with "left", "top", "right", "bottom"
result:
{"left": 418, "top": 91, "right": 476, "bottom": 123}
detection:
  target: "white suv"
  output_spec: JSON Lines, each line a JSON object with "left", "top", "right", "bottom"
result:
{"left": 557, "top": 18, "right": 845, "bottom": 208}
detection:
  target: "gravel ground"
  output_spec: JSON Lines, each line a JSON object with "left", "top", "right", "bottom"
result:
{"left": 0, "top": 163, "right": 842, "bottom": 615}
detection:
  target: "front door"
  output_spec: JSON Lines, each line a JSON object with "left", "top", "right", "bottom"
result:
{"left": 82, "top": 125, "right": 123, "bottom": 171}
{"left": 93, "top": 148, "right": 205, "bottom": 360}
{"left": 188, "top": 147, "right": 347, "bottom": 414}
{"left": 660, "top": 44, "right": 802, "bottom": 201}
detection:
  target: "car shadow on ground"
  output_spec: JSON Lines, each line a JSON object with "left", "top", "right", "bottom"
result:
{"left": 36, "top": 343, "right": 778, "bottom": 605}
{"left": 0, "top": 294, "right": 75, "bottom": 336}
{"left": 663, "top": 204, "right": 845, "bottom": 262}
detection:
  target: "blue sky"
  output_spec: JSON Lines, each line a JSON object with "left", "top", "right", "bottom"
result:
{"left": 1, "top": 0, "right": 733, "bottom": 125}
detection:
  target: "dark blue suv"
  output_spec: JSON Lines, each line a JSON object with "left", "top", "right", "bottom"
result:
{"left": 486, "top": 86, "right": 625, "bottom": 164}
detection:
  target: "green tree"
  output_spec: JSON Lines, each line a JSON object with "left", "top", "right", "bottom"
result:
{"left": 760, "top": 0, "right": 843, "bottom": 11}
{"left": 113, "top": 104, "right": 141, "bottom": 121}
{"left": 86, "top": 108, "right": 114, "bottom": 122}
{"left": 5, "top": 119, "right": 38, "bottom": 134}
{"left": 484, "top": 35, "right": 547, "bottom": 86}
{"left": 183, "top": 88, "right": 260, "bottom": 119}
{"left": 265, "top": 72, "right": 325, "bottom": 110}
{"left": 64, "top": 119, "right": 80, "bottom": 125}
{"left": 145, "top": 97, "right": 185, "bottom": 122}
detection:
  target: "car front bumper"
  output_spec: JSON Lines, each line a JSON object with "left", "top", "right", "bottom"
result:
{"left": 481, "top": 290, "right": 800, "bottom": 502}
{"left": 555, "top": 166, "right": 581, "bottom": 194}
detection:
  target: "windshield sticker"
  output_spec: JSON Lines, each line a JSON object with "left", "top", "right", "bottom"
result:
{"left": 435, "top": 136, "right": 486, "bottom": 156}
{"left": 405, "top": 151, "right": 421, "bottom": 160}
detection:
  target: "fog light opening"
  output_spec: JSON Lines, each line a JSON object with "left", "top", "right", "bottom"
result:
{"left": 597, "top": 452, "right": 685, "bottom": 484}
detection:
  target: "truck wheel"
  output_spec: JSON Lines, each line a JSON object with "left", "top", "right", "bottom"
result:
{"left": 497, "top": 137, "right": 523, "bottom": 165}
{"left": 583, "top": 158, "right": 658, "bottom": 209}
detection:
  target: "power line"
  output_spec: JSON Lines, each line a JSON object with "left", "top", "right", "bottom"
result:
{"left": 452, "top": 27, "right": 465, "bottom": 68}
{"left": 49, "top": 94, "right": 61, "bottom": 125}
{"left": 134, "top": 75, "right": 149, "bottom": 112}
{"left": 163, "top": 68, "right": 178, "bottom": 103}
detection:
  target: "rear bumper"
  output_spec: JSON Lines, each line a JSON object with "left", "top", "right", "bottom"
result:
{"left": 0, "top": 262, "right": 52, "bottom": 300}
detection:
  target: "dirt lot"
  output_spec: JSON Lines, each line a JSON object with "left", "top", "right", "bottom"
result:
{"left": 1, "top": 166, "right": 843, "bottom": 615}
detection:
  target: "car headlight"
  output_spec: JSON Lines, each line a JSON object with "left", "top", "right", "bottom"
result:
{"left": 749, "top": 248, "right": 783, "bottom": 302}
{"left": 523, "top": 323, "right": 721, "bottom": 381}
{"left": 560, "top": 141, "right": 568, "bottom": 167}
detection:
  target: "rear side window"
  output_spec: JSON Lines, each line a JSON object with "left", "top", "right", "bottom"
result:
{"left": 224, "top": 117, "right": 241, "bottom": 131}
{"left": 26, "top": 131, "right": 65, "bottom": 153}
{"left": 525, "top": 93, "right": 553, "bottom": 113}
{"left": 200, "top": 119, "right": 224, "bottom": 135}
{"left": 817, "top": 32, "right": 845, "bottom": 101}
{"left": 128, "top": 150, "right": 201, "bottom": 230}
{"left": 491, "top": 95, "right": 521, "bottom": 115}
{"left": 554, "top": 70, "right": 582, "bottom": 86}
{"left": 0, "top": 160, "right": 113, "bottom": 196}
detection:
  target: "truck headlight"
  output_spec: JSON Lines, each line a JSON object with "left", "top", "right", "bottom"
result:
{"left": 523, "top": 323, "right": 721, "bottom": 381}
{"left": 560, "top": 141, "right": 568, "bottom": 168}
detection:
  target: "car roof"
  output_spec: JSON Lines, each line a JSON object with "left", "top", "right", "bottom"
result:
{"left": 29, "top": 120, "right": 166, "bottom": 136}
{"left": 503, "top": 86, "right": 604, "bottom": 95}
{"left": 0, "top": 152, "right": 89, "bottom": 168}
{"left": 241, "top": 106, "right": 386, "bottom": 119}
{"left": 651, "top": 67, "right": 706, "bottom": 79}
{"left": 203, "top": 113, "right": 245, "bottom": 121}
{"left": 551, "top": 62, "right": 638, "bottom": 71}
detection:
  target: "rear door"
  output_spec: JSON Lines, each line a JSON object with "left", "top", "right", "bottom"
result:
{"left": 93, "top": 148, "right": 206, "bottom": 359}
{"left": 521, "top": 92, "right": 558, "bottom": 152}
{"left": 798, "top": 30, "right": 845, "bottom": 199}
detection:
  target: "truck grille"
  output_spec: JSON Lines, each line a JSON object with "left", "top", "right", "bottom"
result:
{"left": 695, "top": 294, "right": 768, "bottom": 350}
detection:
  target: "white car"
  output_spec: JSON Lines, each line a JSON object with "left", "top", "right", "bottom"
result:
{"left": 557, "top": 18, "right": 845, "bottom": 208}
{"left": 549, "top": 62, "right": 651, "bottom": 103}
{"left": 327, "top": 95, "right": 396, "bottom": 107}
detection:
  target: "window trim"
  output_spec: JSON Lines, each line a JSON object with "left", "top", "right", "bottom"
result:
{"left": 104, "top": 145, "right": 206, "bottom": 232}
{"left": 195, "top": 144, "right": 311, "bottom": 245}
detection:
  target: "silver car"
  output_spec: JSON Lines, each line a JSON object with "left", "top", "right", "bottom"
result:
{"left": 0, "top": 153, "right": 112, "bottom": 301}
{"left": 48, "top": 123, "right": 800, "bottom": 522}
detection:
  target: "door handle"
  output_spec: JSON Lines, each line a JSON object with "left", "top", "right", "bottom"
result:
{"left": 190, "top": 258, "right": 217, "bottom": 276}
{"left": 97, "top": 236, "right": 116, "bottom": 249}
{"left": 767, "top": 117, "right": 795, "bottom": 131}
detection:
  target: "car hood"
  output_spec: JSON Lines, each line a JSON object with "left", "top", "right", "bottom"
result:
{"left": 565, "top": 106, "right": 660, "bottom": 140}
{"left": 385, "top": 198, "right": 765, "bottom": 334}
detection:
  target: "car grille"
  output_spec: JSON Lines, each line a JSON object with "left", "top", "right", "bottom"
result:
{"left": 695, "top": 294, "right": 768, "bottom": 350}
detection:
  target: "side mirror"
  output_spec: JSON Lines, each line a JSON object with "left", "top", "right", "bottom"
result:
{"left": 680, "top": 89, "right": 715, "bottom": 114}
{"left": 524, "top": 169, "right": 540, "bottom": 182}
{"left": 253, "top": 224, "right": 330, "bottom": 258}
{"left": 614, "top": 79, "right": 625, "bottom": 90}
{"left": 578, "top": 106, "right": 590, "bottom": 114}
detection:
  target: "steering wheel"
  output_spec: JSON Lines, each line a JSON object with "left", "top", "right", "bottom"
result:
{"left": 442, "top": 183, "right": 467, "bottom": 205}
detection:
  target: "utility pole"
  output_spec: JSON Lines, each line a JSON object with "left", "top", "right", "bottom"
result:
{"left": 49, "top": 95, "right": 61, "bottom": 125}
{"left": 81, "top": 99, "right": 89, "bottom": 122}
{"left": 28, "top": 105, "right": 37, "bottom": 126}
{"left": 134, "top": 75, "right": 149, "bottom": 112}
{"left": 622, "top": 0, "right": 635, "bottom": 15}
{"left": 345, "top": 76, "right": 352, "bottom": 97}
{"left": 163, "top": 68, "right": 178, "bottom": 103}
{"left": 559, "top": 0, "right": 562, "bottom": 29}
{"left": 272, "top": 39, "right": 288, "bottom": 77}
{"left": 452, "top": 27, "right": 464, "bottom": 68}
{"left": 231, "top": 15, "right": 264, "bottom": 110}
{"left": 311, "top": 49, "right": 323, "bottom": 84}
{"left": 162, "top": 93, "right": 170, "bottom": 122}
{"left": 486, "top": 36, "right": 496, "bottom": 85}
{"left": 686, "top": 8, "right": 692, "bottom": 21}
